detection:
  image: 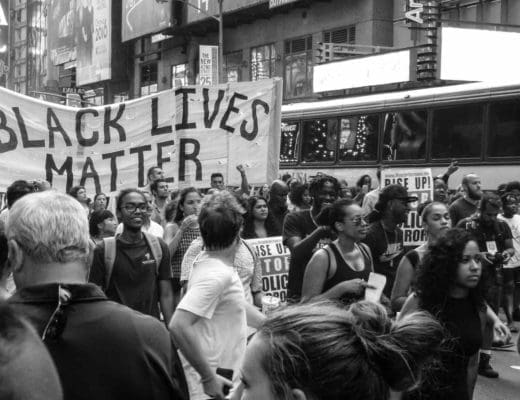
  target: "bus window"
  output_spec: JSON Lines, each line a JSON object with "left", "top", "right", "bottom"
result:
{"left": 431, "top": 104, "right": 483, "bottom": 159}
{"left": 338, "top": 115, "right": 378, "bottom": 162}
{"left": 382, "top": 110, "right": 427, "bottom": 160}
{"left": 488, "top": 100, "right": 520, "bottom": 158}
{"left": 301, "top": 118, "right": 337, "bottom": 163}
{"left": 279, "top": 121, "right": 300, "bottom": 164}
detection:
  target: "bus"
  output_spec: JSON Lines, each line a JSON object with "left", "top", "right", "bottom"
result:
{"left": 278, "top": 81, "right": 520, "bottom": 190}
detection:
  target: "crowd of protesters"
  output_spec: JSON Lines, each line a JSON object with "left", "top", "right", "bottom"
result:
{"left": 0, "top": 160, "right": 519, "bottom": 400}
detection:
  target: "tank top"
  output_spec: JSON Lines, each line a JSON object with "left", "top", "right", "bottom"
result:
{"left": 322, "top": 242, "right": 372, "bottom": 304}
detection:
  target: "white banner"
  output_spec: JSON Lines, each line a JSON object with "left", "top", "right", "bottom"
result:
{"left": 381, "top": 168, "right": 433, "bottom": 246}
{"left": 76, "top": 0, "right": 111, "bottom": 86}
{"left": 0, "top": 79, "right": 283, "bottom": 194}
{"left": 245, "top": 236, "right": 290, "bottom": 303}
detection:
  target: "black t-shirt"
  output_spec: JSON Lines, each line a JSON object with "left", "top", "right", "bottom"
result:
{"left": 283, "top": 210, "right": 332, "bottom": 300}
{"left": 90, "top": 236, "right": 172, "bottom": 319}
{"left": 449, "top": 197, "right": 478, "bottom": 227}
{"left": 362, "top": 221, "right": 404, "bottom": 297}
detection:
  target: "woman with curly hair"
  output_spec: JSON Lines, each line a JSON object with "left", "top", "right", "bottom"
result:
{"left": 400, "top": 228, "right": 510, "bottom": 400}
{"left": 288, "top": 182, "right": 311, "bottom": 212}
{"left": 238, "top": 300, "right": 444, "bottom": 400}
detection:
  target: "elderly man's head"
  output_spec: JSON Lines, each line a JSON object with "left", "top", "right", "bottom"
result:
{"left": 6, "top": 191, "right": 91, "bottom": 288}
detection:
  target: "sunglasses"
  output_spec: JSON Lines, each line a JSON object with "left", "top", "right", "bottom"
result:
{"left": 41, "top": 285, "right": 70, "bottom": 342}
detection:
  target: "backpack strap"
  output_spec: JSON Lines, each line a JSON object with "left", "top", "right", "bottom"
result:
{"left": 143, "top": 232, "right": 163, "bottom": 275}
{"left": 103, "top": 236, "right": 117, "bottom": 291}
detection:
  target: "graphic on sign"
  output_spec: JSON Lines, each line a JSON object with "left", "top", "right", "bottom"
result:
{"left": 246, "top": 236, "right": 290, "bottom": 303}
{"left": 199, "top": 45, "right": 218, "bottom": 86}
{"left": 381, "top": 168, "right": 433, "bottom": 246}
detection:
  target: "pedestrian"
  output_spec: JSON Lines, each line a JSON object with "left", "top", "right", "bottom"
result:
{"left": 449, "top": 173, "right": 482, "bottom": 226}
{"left": 241, "top": 196, "right": 279, "bottom": 239}
{"left": 457, "top": 193, "right": 515, "bottom": 377}
{"left": 284, "top": 174, "right": 340, "bottom": 301}
{"left": 301, "top": 199, "right": 374, "bottom": 305}
{"left": 165, "top": 187, "right": 201, "bottom": 308}
{"left": 391, "top": 201, "right": 451, "bottom": 312}
{"left": 0, "top": 233, "right": 10, "bottom": 299}
{"left": 170, "top": 191, "right": 264, "bottom": 400}
{"left": 92, "top": 192, "right": 108, "bottom": 212}
{"left": 8, "top": 191, "right": 188, "bottom": 400}
{"left": 267, "top": 179, "right": 290, "bottom": 235}
{"left": 90, "top": 189, "right": 174, "bottom": 322}
{"left": 150, "top": 178, "right": 170, "bottom": 226}
{"left": 400, "top": 228, "right": 510, "bottom": 400}
{"left": 362, "top": 184, "right": 417, "bottom": 298}
{"left": 288, "top": 182, "right": 311, "bottom": 212}
{"left": 238, "top": 300, "right": 443, "bottom": 400}
{"left": 68, "top": 185, "right": 90, "bottom": 217}
{"left": 89, "top": 209, "right": 117, "bottom": 245}
{"left": 0, "top": 180, "right": 35, "bottom": 232}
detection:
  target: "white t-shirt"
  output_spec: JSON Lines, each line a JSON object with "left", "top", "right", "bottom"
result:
{"left": 177, "top": 253, "right": 247, "bottom": 400}
{"left": 115, "top": 220, "right": 164, "bottom": 237}
{"left": 498, "top": 214, "right": 520, "bottom": 268}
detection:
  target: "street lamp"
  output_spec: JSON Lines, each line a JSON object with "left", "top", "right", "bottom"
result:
{"left": 176, "top": 0, "right": 224, "bottom": 83}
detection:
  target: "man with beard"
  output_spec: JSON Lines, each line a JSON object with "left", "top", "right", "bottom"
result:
{"left": 267, "top": 180, "right": 290, "bottom": 235}
{"left": 284, "top": 175, "right": 340, "bottom": 301}
{"left": 362, "top": 184, "right": 417, "bottom": 298}
{"left": 458, "top": 193, "right": 514, "bottom": 378}
{"left": 449, "top": 173, "right": 482, "bottom": 226}
{"left": 90, "top": 189, "right": 174, "bottom": 323}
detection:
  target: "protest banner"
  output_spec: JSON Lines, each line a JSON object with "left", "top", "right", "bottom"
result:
{"left": 381, "top": 168, "right": 433, "bottom": 246}
{"left": 0, "top": 79, "right": 283, "bottom": 194}
{"left": 245, "top": 236, "right": 290, "bottom": 303}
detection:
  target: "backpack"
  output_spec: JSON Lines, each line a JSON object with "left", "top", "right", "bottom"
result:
{"left": 102, "top": 232, "right": 163, "bottom": 290}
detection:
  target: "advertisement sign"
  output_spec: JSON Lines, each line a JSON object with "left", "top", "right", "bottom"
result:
{"left": 48, "top": 0, "right": 77, "bottom": 65}
{"left": 199, "top": 45, "right": 218, "bottom": 85}
{"left": 186, "top": 0, "right": 264, "bottom": 24}
{"left": 245, "top": 236, "right": 290, "bottom": 303}
{"left": 122, "top": 0, "right": 172, "bottom": 42}
{"left": 76, "top": 0, "right": 111, "bottom": 86}
{"left": 381, "top": 168, "right": 433, "bottom": 246}
{"left": 0, "top": 79, "right": 282, "bottom": 194}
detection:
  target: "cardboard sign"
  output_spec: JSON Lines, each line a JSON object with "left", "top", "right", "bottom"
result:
{"left": 245, "top": 236, "right": 290, "bottom": 303}
{"left": 0, "top": 79, "right": 282, "bottom": 194}
{"left": 381, "top": 168, "right": 433, "bottom": 246}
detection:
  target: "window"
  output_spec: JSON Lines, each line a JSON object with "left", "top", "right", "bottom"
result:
{"left": 140, "top": 63, "right": 158, "bottom": 96}
{"left": 431, "top": 104, "right": 483, "bottom": 159}
{"left": 301, "top": 119, "right": 337, "bottom": 163}
{"left": 114, "top": 93, "right": 129, "bottom": 103}
{"left": 382, "top": 110, "right": 427, "bottom": 160}
{"left": 250, "top": 45, "right": 276, "bottom": 81}
{"left": 338, "top": 114, "right": 378, "bottom": 162}
{"left": 284, "top": 36, "right": 313, "bottom": 99}
{"left": 279, "top": 121, "right": 300, "bottom": 164}
{"left": 171, "top": 63, "right": 188, "bottom": 87}
{"left": 224, "top": 51, "right": 242, "bottom": 83}
{"left": 488, "top": 100, "right": 520, "bottom": 158}
{"left": 323, "top": 25, "right": 356, "bottom": 45}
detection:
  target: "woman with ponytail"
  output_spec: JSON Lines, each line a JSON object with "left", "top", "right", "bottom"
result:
{"left": 301, "top": 199, "right": 374, "bottom": 304}
{"left": 238, "top": 300, "right": 444, "bottom": 400}
{"left": 400, "top": 228, "right": 510, "bottom": 400}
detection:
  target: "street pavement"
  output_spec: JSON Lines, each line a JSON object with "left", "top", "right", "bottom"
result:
{"left": 474, "top": 331, "right": 520, "bottom": 400}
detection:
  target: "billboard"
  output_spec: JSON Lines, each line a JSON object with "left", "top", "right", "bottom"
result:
{"left": 186, "top": 0, "right": 264, "bottom": 24}
{"left": 122, "top": 0, "right": 172, "bottom": 42}
{"left": 76, "top": 0, "right": 111, "bottom": 86}
{"left": 48, "top": 0, "right": 77, "bottom": 65}
{"left": 0, "top": 0, "right": 8, "bottom": 86}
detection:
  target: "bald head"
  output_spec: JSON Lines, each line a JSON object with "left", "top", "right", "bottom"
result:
{"left": 461, "top": 174, "right": 482, "bottom": 201}
{"left": 269, "top": 180, "right": 289, "bottom": 211}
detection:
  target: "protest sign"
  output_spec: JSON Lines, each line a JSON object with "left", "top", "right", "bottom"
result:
{"left": 381, "top": 168, "right": 433, "bottom": 246}
{"left": 0, "top": 79, "right": 282, "bottom": 194}
{"left": 245, "top": 236, "right": 290, "bottom": 303}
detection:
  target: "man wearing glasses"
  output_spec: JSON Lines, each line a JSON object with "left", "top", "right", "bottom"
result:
{"left": 7, "top": 191, "right": 187, "bottom": 399}
{"left": 90, "top": 189, "right": 174, "bottom": 323}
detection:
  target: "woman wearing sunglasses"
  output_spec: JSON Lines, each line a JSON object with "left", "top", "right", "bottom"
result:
{"left": 400, "top": 228, "right": 510, "bottom": 400}
{"left": 301, "top": 199, "right": 373, "bottom": 305}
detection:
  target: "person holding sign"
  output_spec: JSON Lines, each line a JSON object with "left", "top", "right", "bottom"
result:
{"left": 391, "top": 201, "right": 451, "bottom": 312}
{"left": 363, "top": 185, "right": 417, "bottom": 299}
{"left": 400, "top": 229, "right": 510, "bottom": 400}
{"left": 238, "top": 300, "right": 443, "bottom": 400}
{"left": 301, "top": 199, "right": 374, "bottom": 305}
{"left": 242, "top": 196, "right": 279, "bottom": 239}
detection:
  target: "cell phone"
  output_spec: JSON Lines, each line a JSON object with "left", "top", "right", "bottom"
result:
{"left": 364, "top": 272, "right": 387, "bottom": 303}
{"left": 216, "top": 367, "right": 233, "bottom": 396}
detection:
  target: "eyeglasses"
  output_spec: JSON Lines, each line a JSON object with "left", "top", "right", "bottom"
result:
{"left": 350, "top": 217, "right": 369, "bottom": 226}
{"left": 122, "top": 203, "right": 148, "bottom": 213}
{"left": 42, "top": 285, "right": 70, "bottom": 342}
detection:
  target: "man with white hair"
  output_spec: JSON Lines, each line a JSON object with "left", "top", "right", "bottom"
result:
{"left": 7, "top": 191, "right": 188, "bottom": 400}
